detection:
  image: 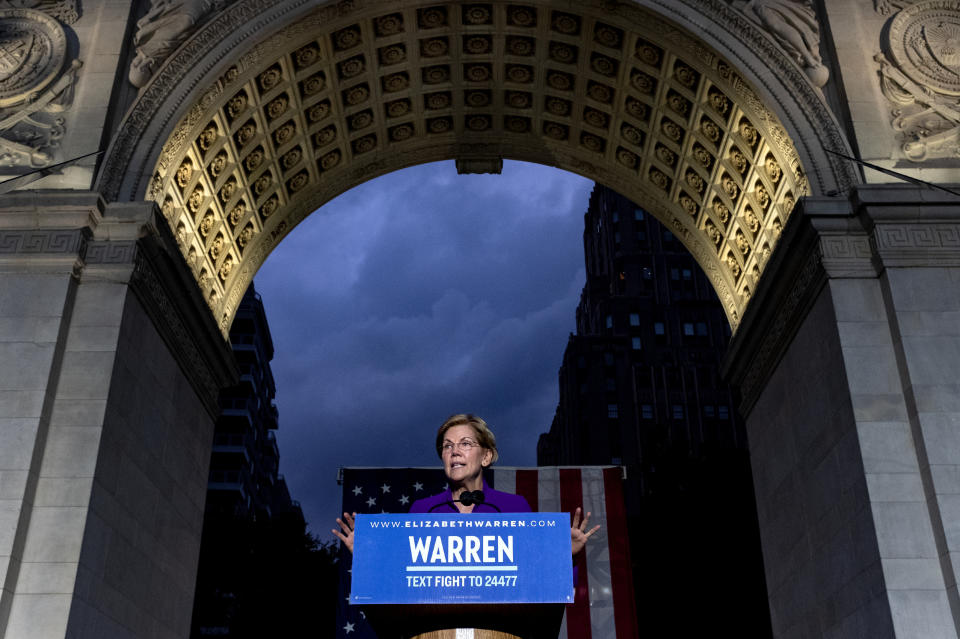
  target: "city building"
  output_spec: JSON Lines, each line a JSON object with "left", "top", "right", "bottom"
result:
{"left": 538, "top": 184, "right": 771, "bottom": 635}
{"left": 191, "top": 285, "right": 307, "bottom": 637}
{"left": 205, "top": 285, "right": 302, "bottom": 523}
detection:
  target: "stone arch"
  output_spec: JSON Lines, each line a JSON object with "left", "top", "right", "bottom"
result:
{"left": 97, "top": 0, "right": 857, "bottom": 335}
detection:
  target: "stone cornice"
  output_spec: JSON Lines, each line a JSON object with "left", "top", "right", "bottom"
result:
{"left": 0, "top": 190, "right": 104, "bottom": 229}
{"left": 0, "top": 192, "right": 103, "bottom": 272}
{"left": 854, "top": 184, "right": 960, "bottom": 268}
{"left": 0, "top": 191, "right": 236, "bottom": 417}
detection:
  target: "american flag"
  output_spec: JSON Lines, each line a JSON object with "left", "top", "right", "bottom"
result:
{"left": 335, "top": 466, "right": 638, "bottom": 639}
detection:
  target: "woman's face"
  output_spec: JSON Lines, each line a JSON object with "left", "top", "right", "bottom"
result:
{"left": 441, "top": 424, "right": 493, "bottom": 487}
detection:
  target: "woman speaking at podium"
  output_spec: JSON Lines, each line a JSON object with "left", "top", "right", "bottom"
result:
{"left": 333, "top": 414, "right": 599, "bottom": 555}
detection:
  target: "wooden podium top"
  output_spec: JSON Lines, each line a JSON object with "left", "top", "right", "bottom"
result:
{"left": 413, "top": 630, "right": 519, "bottom": 639}
{"left": 364, "top": 603, "right": 563, "bottom": 639}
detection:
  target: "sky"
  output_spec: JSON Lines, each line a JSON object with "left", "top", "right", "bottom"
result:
{"left": 253, "top": 161, "right": 594, "bottom": 538}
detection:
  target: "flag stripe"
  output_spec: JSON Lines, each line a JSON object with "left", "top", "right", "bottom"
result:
{"left": 536, "top": 467, "right": 566, "bottom": 639}
{"left": 604, "top": 467, "right": 639, "bottom": 639}
{"left": 560, "top": 468, "right": 592, "bottom": 639}
{"left": 582, "top": 467, "right": 615, "bottom": 639}
{"left": 492, "top": 467, "right": 515, "bottom": 496}
{"left": 515, "top": 469, "right": 539, "bottom": 513}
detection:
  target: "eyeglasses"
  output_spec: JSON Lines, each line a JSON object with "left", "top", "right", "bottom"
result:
{"left": 441, "top": 438, "right": 479, "bottom": 454}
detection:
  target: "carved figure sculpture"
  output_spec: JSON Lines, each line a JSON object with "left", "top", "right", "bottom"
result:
{"left": 732, "top": 0, "right": 829, "bottom": 86}
{"left": 129, "top": 0, "right": 222, "bottom": 87}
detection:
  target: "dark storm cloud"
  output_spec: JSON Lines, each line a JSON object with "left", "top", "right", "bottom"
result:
{"left": 253, "top": 161, "right": 592, "bottom": 535}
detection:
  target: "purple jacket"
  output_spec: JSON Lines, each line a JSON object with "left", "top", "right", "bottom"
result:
{"left": 408, "top": 478, "right": 532, "bottom": 514}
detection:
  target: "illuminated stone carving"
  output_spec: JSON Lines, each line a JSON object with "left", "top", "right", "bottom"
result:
{"left": 134, "top": 0, "right": 813, "bottom": 333}
{"left": 731, "top": 0, "right": 829, "bottom": 86}
{"left": 130, "top": 0, "right": 234, "bottom": 88}
{"left": 876, "top": 0, "right": 960, "bottom": 161}
{"left": 0, "top": 7, "right": 79, "bottom": 167}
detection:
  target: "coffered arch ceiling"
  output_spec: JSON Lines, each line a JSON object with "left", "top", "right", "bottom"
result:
{"left": 102, "top": 0, "right": 855, "bottom": 336}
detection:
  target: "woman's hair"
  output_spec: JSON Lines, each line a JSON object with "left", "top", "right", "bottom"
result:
{"left": 435, "top": 413, "right": 499, "bottom": 464}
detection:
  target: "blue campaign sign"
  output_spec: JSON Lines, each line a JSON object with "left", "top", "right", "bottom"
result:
{"left": 351, "top": 513, "right": 574, "bottom": 604}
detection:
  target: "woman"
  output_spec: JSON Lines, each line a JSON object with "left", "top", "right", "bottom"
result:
{"left": 333, "top": 414, "right": 599, "bottom": 555}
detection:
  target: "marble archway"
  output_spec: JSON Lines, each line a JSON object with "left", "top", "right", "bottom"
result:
{"left": 97, "top": 0, "right": 855, "bottom": 335}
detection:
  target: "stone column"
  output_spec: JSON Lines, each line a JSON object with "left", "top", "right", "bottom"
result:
{"left": 0, "top": 193, "right": 235, "bottom": 639}
{"left": 725, "top": 184, "right": 960, "bottom": 638}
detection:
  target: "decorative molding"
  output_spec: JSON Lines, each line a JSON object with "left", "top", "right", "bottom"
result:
{"left": 126, "top": 229, "right": 237, "bottom": 418}
{"left": 0, "top": 228, "right": 87, "bottom": 255}
{"left": 818, "top": 234, "right": 878, "bottom": 278}
{"left": 85, "top": 240, "right": 139, "bottom": 264}
{"left": 734, "top": 238, "right": 825, "bottom": 413}
{"left": 872, "top": 223, "right": 960, "bottom": 266}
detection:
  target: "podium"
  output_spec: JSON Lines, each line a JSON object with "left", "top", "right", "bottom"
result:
{"left": 363, "top": 602, "right": 565, "bottom": 639}
{"left": 351, "top": 513, "right": 573, "bottom": 639}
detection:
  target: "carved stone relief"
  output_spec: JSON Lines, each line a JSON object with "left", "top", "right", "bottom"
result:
{"left": 1, "top": 0, "right": 79, "bottom": 24}
{"left": 130, "top": 0, "right": 237, "bottom": 88}
{"left": 729, "top": 0, "right": 829, "bottom": 87}
{"left": 0, "top": 6, "right": 80, "bottom": 167}
{"left": 875, "top": 0, "right": 960, "bottom": 161}
{"left": 0, "top": 0, "right": 81, "bottom": 169}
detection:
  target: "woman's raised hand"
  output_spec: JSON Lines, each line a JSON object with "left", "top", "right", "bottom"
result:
{"left": 571, "top": 507, "right": 601, "bottom": 556}
{"left": 333, "top": 511, "right": 357, "bottom": 553}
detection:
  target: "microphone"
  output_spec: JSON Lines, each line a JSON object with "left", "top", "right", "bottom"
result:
{"left": 459, "top": 490, "right": 483, "bottom": 506}
{"left": 426, "top": 490, "right": 502, "bottom": 512}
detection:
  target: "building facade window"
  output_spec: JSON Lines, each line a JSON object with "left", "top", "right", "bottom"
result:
{"left": 654, "top": 322, "right": 665, "bottom": 335}
{"left": 605, "top": 315, "right": 613, "bottom": 329}
{"left": 632, "top": 337, "right": 642, "bottom": 350}
{"left": 641, "top": 404, "right": 653, "bottom": 419}
{"left": 629, "top": 313, "right": 640, "bottom": 326}
{"left": 672, "top": 404, "right": 684, "bottom": 419}
{"left": 607, "top": 404, "right": 619, "bottom": 418}
{"left": 683, "top": 322, "right": 694, "bottom": 336}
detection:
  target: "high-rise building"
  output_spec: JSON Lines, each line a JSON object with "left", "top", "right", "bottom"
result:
{"left": 191, "top": 285, "right": 309, "bottom": 637}
{"left": 538, "top": 184, "right": 771, "bottom": 635}
{"left": 205, "top": 285, "right": 302, "bottom": 523}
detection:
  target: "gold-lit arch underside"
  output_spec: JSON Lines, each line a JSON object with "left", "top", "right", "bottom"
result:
{"left": 147, "top": 1, "right": 810, "bottom": 336}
